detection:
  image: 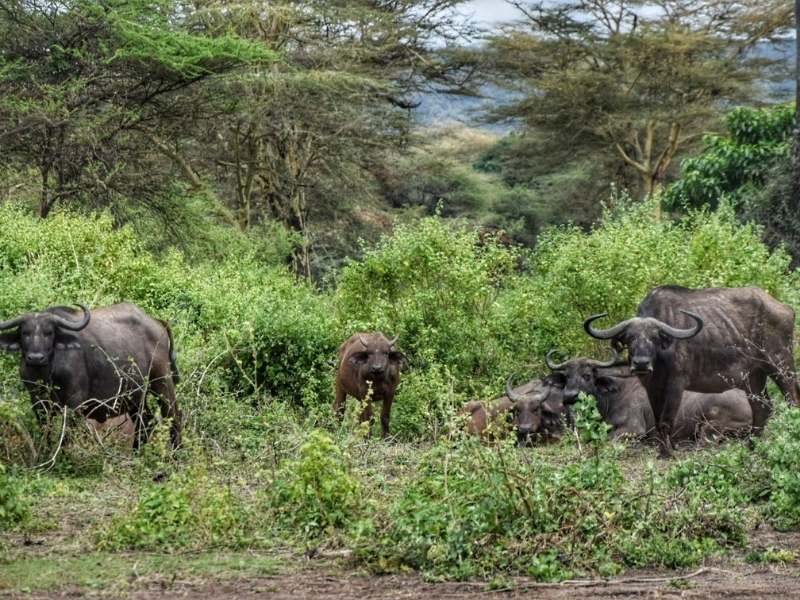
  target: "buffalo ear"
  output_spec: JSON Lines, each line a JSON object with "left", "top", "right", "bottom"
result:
{"left": 658, "top": 332, "right": 673, "bottom": 350}
{"left": 55, "top": 331, "right": 81, "bottom": 350}
{"left": 595, "top": 376, "right": 618, "bottom": 396}
{"left": 0, "top": 331, "right": 20, "bottom": 352}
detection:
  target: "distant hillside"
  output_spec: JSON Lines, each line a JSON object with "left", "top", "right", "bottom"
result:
{"left": 416, "top": 39, "right": 795, "bottom": 132}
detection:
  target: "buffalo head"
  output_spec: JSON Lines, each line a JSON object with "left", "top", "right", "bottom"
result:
{"left": 0, "top": 305, "right": 90, "bottom": 367}
{"left": 505, "top": 376, "right": 564, "bottom": 446}
{"left": 349, "top": 333, "right": 405, "bottom": 381}
{"left": 583, "top": 311, "right": 703, "bottom": 374}
{"left": 545, "top": 349, "right": 625, "bottom": 404}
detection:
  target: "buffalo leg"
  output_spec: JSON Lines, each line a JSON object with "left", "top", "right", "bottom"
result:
{"left": 746, "top": 371, "right": 771, "bottom": 435}
{"left": 771, "top": 368, "right": 799, "bottom": 407}
{"left": 380, "top": 395, "right": 394, "bottom": 439}
{"left": 655, "top": 383, "right": 684, "bottom": 459}
{"left": 132, "top": 396, "right": 153, "bottom": 452}
{"left": 150, "top": 372, "right": 182, "bottom": 450}
{"left": 334, "top": 386, "right": 347, "bottom": 422}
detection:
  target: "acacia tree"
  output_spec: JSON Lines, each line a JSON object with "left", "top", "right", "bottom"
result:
{"left": 0, "top": 0, "right": 273, "bottom": 217}
{"left": 184, "top": 0, "right": 475, "bottom": 276}
{"left": 483, "top": 0, "right": 793, "bottom": 204}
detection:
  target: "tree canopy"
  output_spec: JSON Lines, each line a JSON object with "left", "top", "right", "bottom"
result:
{"left": 480, "top": 0, "right": 793, "bottom": 204}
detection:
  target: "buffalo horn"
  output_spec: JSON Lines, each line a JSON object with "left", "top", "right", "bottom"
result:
{"left": 51, "top": 304, "right": 90, "bottom": 331}
{"left": 545, "top": 349, "right": 570, "bottom": 371}
{"left": 656, "top": 310, "right": 703, "bottom": 340}
{"left": 583, "top": 313, "right": 634, "bottom": 340}
{"left": 585, "top": 347, "right": 624, "bottom": 368}
{"left": 357, "top": 334, "right": 369, "bottom": 348}
{"left": 505, "top": 375, "right": 524, "bottom": 403}
{"left": 387, "top": 334, "right": 399, "bottom": 347}
{"left": 0, "top": 314, "right": 25, "bottom": 331}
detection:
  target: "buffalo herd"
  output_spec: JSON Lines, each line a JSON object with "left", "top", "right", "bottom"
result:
{"left": 0, "top": 284, "right": 797, "bottom": 457}
{"left": 465, "top": 285, "right": 799, "bottom": 456}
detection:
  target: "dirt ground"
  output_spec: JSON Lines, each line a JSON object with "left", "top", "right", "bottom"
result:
{"left": 5, "top": 529, "right": 800, "bottom": 599}
{"left": 15, "top": 565, "right": 800, "bottom": 600}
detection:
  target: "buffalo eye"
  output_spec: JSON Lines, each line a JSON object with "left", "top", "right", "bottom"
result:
{"left": 352, "top": 351, "right": 369, "bottom": 362}
{"left": 389, "top": 351, "right": 403, "bottom": 362}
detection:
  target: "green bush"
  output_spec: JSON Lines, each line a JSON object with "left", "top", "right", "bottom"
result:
{"left": 495, "top": 197, "right": 796, "bottom": 362}
{"left": 97, "top": 468, "right": 251, "bottom": 550}
{"left": 268, "top": 430, "right": 362, "bottom": 535}
{"left": 356, "top": 433, "right": 748, "bottom": 579}
{"left": 756, "top": 406, "right": 800, "bottom": 529}
{"left": 0, "top": 464, "right": 29, "bottom": 530}
{"left": 665, "top": 105, "right": 794, "bottom": 210}
{"left": 336, "top": 217, "right": 518, "bottom": 385}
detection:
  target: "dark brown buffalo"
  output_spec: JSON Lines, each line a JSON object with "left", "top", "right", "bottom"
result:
{"left": 0, "top": 303, "right": 181, "bottom": 449}
{"left": 462, "top": 376, "right": 567, "bottom": 445}
{"left": 546, "top": 351, "right": 752, "bottom": 443}
{"left": 334, "top": 332, "right": 405, "bottom": 438}
{"left": 584, "top": 285, "right": 798, "bottom": 455}
{"left": 545, "top": 351, "right": 654, "bottom": 440}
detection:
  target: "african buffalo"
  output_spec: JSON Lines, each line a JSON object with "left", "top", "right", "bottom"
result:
{"left": 545, "top": 351, "right": 653, "bottom": 439}
{"left": 584, "top": 285, "right": 798, "bottom": 455}
{"left": 546, "top": 351, "right": 752, "bottom": 443}
{"left": 334, "top": 332, "right": 405, "bottom": 438}
{"left": 462, "top": 376, "right": 567, "bottom": 445}
{"left": 0, "top": 303, "right": 181, "bottom": 450}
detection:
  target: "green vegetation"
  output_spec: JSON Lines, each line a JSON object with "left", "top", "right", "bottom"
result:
{"left": 2, "top": 199, "right": 800, "bottom": 591}
{"left": 2, "top": 0, "right": 800, "bottom": 595}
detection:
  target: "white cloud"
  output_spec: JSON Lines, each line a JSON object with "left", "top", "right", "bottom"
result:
{"left": 462, "top": 0, "right": 522, "bottom": 25}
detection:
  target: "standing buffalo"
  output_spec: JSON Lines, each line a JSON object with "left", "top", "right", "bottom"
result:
{"left": 461, "top": 376, "right": 567, "bottom": 445}
{"left": 584, "top": 285, "right": 798, "bottom": 455}
{"left": 334, "top": 332, "right": 405, "bottom": 438}
{"left": 545, "top": 351, "right": 752, "bottom": 443}
{"left": 0, "top": 303, "right": 181, "bottom": 450}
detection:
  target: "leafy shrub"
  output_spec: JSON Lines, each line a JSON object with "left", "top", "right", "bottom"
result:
{"left": 356, "top": 411, "right": 752, "bottom": 579}
{"left": 665, "top": 105, "right": 793, "bottom": 210}
{"left": 269, "top": 430, "right": 362, "bottom": 535}
{"left": 756, "top": 406, "right": 800, "bottom": 529}
{"left": 495, "top": 197, "right": 796, "bottom": 363}
{"left": 0, "top": 464, "right": 29, "bottom": 530}
{"left": 336, "top": 217, "right": 518, "bottom": 386}
{"left": 97, "top": 468, "right": 250, "bottom": 550}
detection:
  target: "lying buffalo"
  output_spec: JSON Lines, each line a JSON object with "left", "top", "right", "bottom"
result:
{"left": 584, "top": 285, "right": 798, "bottom": 455}
{"left": 545, "top": 351, "right": 752, "bottom": 443}
{"left": 334, "top": 332, "right": 405, "bottom": 438}
{"left": 545, "top": 350, "right": 652, "bottom": 439}
{"left": 462, "top": 376, "right": 567, "bottom": 445}
{"left": 0, "top": 303, "right": 181, "bottom": 449}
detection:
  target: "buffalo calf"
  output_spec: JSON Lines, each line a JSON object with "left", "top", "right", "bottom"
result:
{"left": 334, "top": 332, "right": 405, "bottom": 438}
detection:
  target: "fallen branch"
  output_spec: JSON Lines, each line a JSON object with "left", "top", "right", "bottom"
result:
{"left": 484, "top": 567, "right": 738, "bottom": 592}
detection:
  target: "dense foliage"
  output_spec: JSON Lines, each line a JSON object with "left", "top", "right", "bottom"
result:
{"left": 665, "top": 106, "right": 794, "bottom": 210}
{"left": 0, "top": 199, "right": 799, "bottom": 578}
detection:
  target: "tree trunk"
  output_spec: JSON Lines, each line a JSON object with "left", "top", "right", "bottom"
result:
{"left": 793, "top": 0, "right": 800, "bottom": 205}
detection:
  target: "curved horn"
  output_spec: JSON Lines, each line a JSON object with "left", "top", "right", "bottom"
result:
{"left": 584, "top": 313, "right": 634, "bottom": 340}
{"left": 387, "top": 335, "right": 398, "bottom": 347}
{"left": 0, "top": 314, "right": 25, "bottom": 331}
{"left": 505, "top": 375, "right": 524, "bottom": 403}
{"left": 584, "top": 347, "right": 624, "bottom": 368}
{"left": 51, "top": 304, "right": 90, "bottom": 331}
{"left": 357, "top": 334, "right": 369, "bottom": 348}
{"left": 545, "top": 349, "right": 570, "bottom": 371}
{"left": 656, "top": 310, "right": 703, "bottom": 340}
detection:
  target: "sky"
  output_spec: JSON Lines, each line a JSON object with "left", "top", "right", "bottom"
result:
{"left": 461, "top": 0, "right": 522, "bottom": 25}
